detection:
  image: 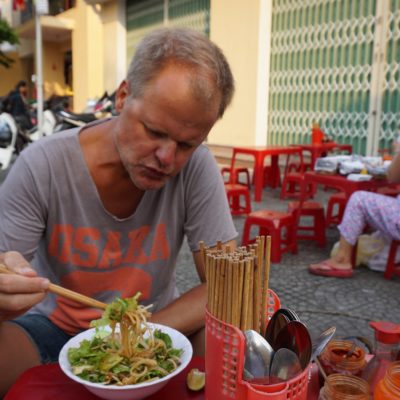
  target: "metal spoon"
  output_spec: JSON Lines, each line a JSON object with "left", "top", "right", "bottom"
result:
{"left": 270, "top": 348, "right": 302, "bottom": 381}
{"left": 264, "top": 309, "right": 291, "bottom": 349}
{"left": 243, "top": 330, "right": 274, "bottom": 379}
{"left": 310, "top": 326, "right": 336, "bottom": 362}
{"left": 278, "top": 308, "right": 300, "bottom": 322}
{"left": 273, "top": 320, "right": 312, "bottom": 370}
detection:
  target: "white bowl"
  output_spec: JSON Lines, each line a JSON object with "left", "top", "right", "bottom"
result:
{"left": 59, "top": 323, "right": 193, "bottom": 400}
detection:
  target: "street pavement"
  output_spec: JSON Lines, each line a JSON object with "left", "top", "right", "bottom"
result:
{"left": 1, "top": 160, "right": 399, "bottom": 347}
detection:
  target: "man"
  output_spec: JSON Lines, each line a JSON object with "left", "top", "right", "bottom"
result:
{"left": 0, "top": 27, "right": 237, "bottom": 395}
{"left": 4, "top": 80, "right": 33, "bottom": 130}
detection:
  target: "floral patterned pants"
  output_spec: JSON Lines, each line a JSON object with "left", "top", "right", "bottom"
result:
{"left": 338, "top": 191, "right": 400, "bottom": 245}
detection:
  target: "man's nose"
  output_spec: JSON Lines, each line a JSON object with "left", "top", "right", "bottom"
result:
{"left": 156, "top": 140, "right": 177, "bottom": 167}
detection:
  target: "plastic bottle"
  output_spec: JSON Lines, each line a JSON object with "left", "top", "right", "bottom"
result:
{"left": 319, "top": 339, "right": 366, "bottom": 377}
{"left": 312, "top": 122, "right": 325, "bottom": 145}
{"left": 362, "top": 321, "right": 400, "bottom": 395}
{"left": 318, "top": 373, "right": 370, "bottom": 400}
{"left": 374, "top": 361, "right": 400, "bottom": 399}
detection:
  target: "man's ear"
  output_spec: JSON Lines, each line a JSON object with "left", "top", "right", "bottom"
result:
{"left": 115, "top": 80, "right": 130, "bottom": 113}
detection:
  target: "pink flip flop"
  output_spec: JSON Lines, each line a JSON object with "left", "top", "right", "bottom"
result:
{"left": 309, "top": 260, "right": 353, "bottom": 278}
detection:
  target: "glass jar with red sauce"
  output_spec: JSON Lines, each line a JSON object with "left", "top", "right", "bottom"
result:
{"left": 319, "top": 340, "right": 367, "bottom": 377}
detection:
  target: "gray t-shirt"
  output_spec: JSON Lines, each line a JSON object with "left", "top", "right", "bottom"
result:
{"left": 0, "top": 126, "right": 237, "bottom": 334}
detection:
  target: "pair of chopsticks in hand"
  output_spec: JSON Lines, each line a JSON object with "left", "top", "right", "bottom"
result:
{"left": 0, "top": 264, "right": 107, "bottom": 310}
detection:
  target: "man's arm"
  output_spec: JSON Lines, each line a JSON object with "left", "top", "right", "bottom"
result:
{"left": 149, "top": 239, "right": 237, "bottom": 336}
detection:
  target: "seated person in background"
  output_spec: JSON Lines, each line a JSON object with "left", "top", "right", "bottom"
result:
{"left": 309, "top": 140, "right": 400, "bottom": 278}
{"left": 0, "top": 27, "right": 237, "bottom": 396}
{"left": 5, "top": 80, "right": 33, "bottom": 130}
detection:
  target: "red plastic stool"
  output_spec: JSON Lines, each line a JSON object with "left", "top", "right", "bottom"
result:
{"left": 221, "top": 167, "right": 251, "bottom": 188}
{"left": 287, "top": 201, "right": 326, "bottom": 247}
{"left": 280, "top": 172, "right": 314, "bottom": 199}
{"left": 326, "top": 192, "right": 347, "bottom": 226}
{"left": 241, "top": 209, "right": 297, "bottom": 263}
{"left": 225, "top": 183, "right": 251, "bottom": 215}
{"left": 384, "top": 239, "right": 400, "bottom": 280}
{"left": 280, "top": 150, "right": 313, "bottom": 199}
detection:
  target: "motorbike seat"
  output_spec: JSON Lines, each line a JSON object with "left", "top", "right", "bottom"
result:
{"left": 59, "top": 110, "right": 97, "bottom": 123}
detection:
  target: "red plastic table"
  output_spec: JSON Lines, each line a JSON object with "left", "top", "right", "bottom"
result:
{"left": 303, "top": 171, "right": 389, "bottom": 200}
{"left": 297, "top": 143, "right": 353, "bottom": 169}
{"left": 230, "top": 146, "right": 302, "bottom": 202}
{"left": 5, "top": 357, "right": 321, "bottom": 399}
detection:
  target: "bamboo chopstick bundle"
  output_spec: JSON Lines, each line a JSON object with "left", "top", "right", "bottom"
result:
{"left": 245, "top": 257, "right": 254, "bottom": 331}
{"left": 253, "top": 239, "right": 262, "bottom": 332}
{"left": 261, "top": 236, "right": 271, "bottom": 336}
{"left": 239, "top": 259, "right": 249, "bottom": 331}
{"left": 225, "top": 258, "right": 233, "bottom": 325}
{"left": 232, "top": 259, "right": 240, "bottom": 327}
{"left": 201, "top": 236, "right": 272, "bottom": 334}
{"left": 216, "top": 257, "right": 226, "bottom": 320}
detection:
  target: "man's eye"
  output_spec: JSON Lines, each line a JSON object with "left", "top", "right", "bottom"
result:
{"left": 148, "top": 129, "right": 162, "bottom": 138}
{"left": 178, "top": 142, "right": 194, "bottom": 150}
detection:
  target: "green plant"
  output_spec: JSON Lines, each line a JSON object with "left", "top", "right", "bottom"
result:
{"left": 0, "top": 18, "right": 19, "bottom": 68}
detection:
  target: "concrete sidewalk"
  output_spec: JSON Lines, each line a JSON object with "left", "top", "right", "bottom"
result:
{"left": 176, "top": 185, "right": 400, "bottom": 345}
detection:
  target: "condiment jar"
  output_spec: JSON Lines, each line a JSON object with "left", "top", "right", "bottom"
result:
{"left": 319, "top": 340, "right": 366, "bottom": 377}
{"left": 374, "top": 361, "right": 400, "bottom": 399}
{"left": 318, "top": 373, "right": 370, "bottom": 400}
{"left": 362, "top": 321, "right": 400, "bottom": 394}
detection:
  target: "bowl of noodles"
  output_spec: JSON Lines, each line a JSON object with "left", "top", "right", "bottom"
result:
{"left": 59, "top": 294, "right": 193, "bottom": 400}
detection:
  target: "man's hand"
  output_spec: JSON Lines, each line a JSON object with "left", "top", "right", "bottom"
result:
{"left": 0, "top": 251, "right": 49, "bottom": 322}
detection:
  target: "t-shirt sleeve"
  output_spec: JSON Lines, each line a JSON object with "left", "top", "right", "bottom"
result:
{"left": 182, "top": 145, "right": 238, "bottom": 251}
{"left": 0, "top": 148, "right": 49, "bottom": 260}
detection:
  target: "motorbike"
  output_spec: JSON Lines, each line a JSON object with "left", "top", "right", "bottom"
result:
{"left": 0, "top": 113, "right": 18, "bottom": 170}
{"left": 0, "top": 91, "right": 116, "bottom": 169}
{"left": 42, "top": 91, "right": 115, "bottom": 132}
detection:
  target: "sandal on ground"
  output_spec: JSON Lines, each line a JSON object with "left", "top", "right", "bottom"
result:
{"left": 309, "top": 260, "right": 353, "bottom": 278}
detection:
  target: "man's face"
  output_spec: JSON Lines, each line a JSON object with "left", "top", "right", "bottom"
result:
{"left": 113, "top": 64, "right": 220, "bottom": 191}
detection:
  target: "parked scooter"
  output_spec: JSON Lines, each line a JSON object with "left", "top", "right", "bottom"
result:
{"left": 0, "top": 91, "right": 116, "bottom": 169}
{"left": 0, "top": 113, "right": 18, "bottom": 170}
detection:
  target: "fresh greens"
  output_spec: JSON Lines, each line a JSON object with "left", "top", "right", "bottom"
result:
{"left": 90, "top": 293, "right": 141, "bottom": 329}
{"left": 67, "top": 295, "right": 183, "bottom": 385}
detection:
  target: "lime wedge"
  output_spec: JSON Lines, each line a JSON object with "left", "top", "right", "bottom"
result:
{"left": 186, "top": 368, "right": 205, "bottom": 391}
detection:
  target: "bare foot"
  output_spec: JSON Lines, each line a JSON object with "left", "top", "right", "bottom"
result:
{"left": 321, "top": 258, "right": 352, "bottom": 270}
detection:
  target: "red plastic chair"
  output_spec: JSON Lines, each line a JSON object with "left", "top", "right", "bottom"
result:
{"left": 221, "top": 166, "right": 251, "bottom": 188}
{"left": 280, "top": 149, "right": 314, "bottom": 199}
{"left": 241, "top": 209, "right": 297, "bottom": 263}
{"left": 224, "top": 183, "right": 251, "bottom": 216}
{"left": 287, "top": 201, "right": 326, "bottom": 247}
{"left": 326, "top": 192, "right": 347, "bottom": 226}
{"left": 384, "top": 240, "right": 400, "bottom": 280}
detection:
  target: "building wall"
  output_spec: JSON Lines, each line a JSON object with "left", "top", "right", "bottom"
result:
{"left": 209, "top": 0, "right": 266, "bottom": 146}
{"left": 101, "top": 1, "right": 126, "bottom": 95}
{"left": 0, "top": 54, "right": 25, "bottom": 96}
{"left": 63, "top": 0, "right": 104, "bottom": 111}
{"left": 43, "top": 42, "right": 70, "bottom": 97}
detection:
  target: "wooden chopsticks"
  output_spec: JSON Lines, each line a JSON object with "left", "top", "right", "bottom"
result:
{"left": 0, "top": 264, "right": 107, "bottom": 310}
{"left": 202, "top": 235, "right": 272, "bottom": 335}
